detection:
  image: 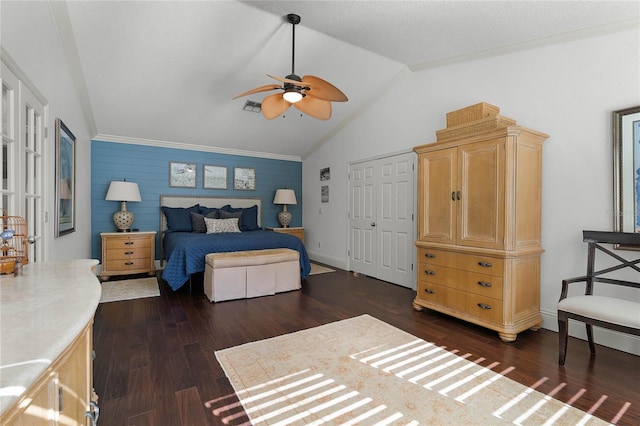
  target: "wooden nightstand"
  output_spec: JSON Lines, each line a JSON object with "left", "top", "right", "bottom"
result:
{"left": 266, "top": 227, "right": 304, "bottom": 244}
{"left": 100, "top": 231, "right": 156, "bottom": 280}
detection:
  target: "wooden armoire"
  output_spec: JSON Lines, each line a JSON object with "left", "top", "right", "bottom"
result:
{"left": 413, "top": 103, "right": 548, "bottom": 342}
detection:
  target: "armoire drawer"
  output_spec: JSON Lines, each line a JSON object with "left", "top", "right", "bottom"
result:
{"left": 418, "top": 248, "right": 503, "bottom": 276}
{"left": 417, "top": 281, "right": 464, "bottom": 311}
{"left": 466, "top": 294, "right": 503, "bottom": 323}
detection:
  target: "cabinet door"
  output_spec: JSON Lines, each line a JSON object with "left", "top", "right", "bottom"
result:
{"left": 57, "top": 325, "right": 92, "bottom": 425}
{"left": 418, "top": 148, "right": 457, "bottom": 244}
{"left": 457, "top": 139, "right": 505, "bottom": 249}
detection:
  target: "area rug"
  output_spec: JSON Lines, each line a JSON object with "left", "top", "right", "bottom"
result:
{"left": 99, "top": 277, "right": 160, "bottom": 303}
{"left": 309, "top": 263, "right": 335, "bottom": 275}
{"left": 214, "top": 315, "right": 607, "bottom": 425}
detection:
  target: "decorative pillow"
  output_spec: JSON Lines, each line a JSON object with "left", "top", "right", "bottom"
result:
{"left": 190, "top": 211, "right": 219, "bottom": 233}
{"left": 204, "top": 217, "right": 241, "bottom": 234}
{"left": 199, "top": 206, "right": 219, "bottom": 217}
{"left": 222, "top": 204, "right": 245, "bottom": 212}
{"left": 161, "top": 204, "right": 199, "bottom": 232}
{"left": 219, "top": 210, "right": 243, "bottom": 230}
{"left": 240, "top": 205, "right": 260, "bottom": 231}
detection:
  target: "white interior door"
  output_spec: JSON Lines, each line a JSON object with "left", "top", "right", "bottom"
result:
{"left": 349, "top": 152, "right": 416, "bottom": 288}
{"left": 377, "top": 155, "right": 414, "bottom": 287}
{"left": 349, "top": 162, "right": 377, "bottom": 277}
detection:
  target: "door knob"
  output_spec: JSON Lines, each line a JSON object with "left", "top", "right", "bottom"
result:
{"left": 371, "top": 222, "right": 376, "bottom": 227}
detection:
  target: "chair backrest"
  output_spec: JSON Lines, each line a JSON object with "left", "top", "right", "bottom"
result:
{"left": 581, "top": 230, "right": 640, "bottom": 294}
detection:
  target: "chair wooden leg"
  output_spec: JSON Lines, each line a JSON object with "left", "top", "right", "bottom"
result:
{"left": 586, "top": 324, "right": 596, "bottom": 355}
{"left": 558, "top": 313, "right": 568, "bottom": 365}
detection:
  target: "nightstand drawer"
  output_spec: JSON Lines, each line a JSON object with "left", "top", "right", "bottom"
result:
{"left": 103, "top": 258, "right": 152, "bottom": 272}
{"left": 106, "top": 247, "right": 151, "bottom": 261}
{"left": 105, "top": 236, "right": 151, "bottom": 250}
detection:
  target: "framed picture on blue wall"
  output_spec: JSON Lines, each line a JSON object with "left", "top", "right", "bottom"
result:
{"left": 234, "top": 167, "right": 256, "bottom": 190}
{"left": 170, "top": 162, "right": 196, "bottom": 188}
{"left": 204, "top": 165, "right": 227, "bottom": 189}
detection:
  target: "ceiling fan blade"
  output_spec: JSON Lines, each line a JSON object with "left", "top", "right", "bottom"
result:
{"left": 267, "top": 74, "right": 309, "bottom": 87}
{"left": 301, "top": 75, "right": 348, "bottom": 102}
{"left": 232, "top": 84, "right": 282, "bottom": 100}
{"left": 261, "top": 93, "right": 292, "bottom": 120}
{"left": 293, "top": 96, "right": 332, "bottom": 120}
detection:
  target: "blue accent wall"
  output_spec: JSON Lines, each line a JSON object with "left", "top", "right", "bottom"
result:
{"left": 91, "top": 140, "right": 302, "bottom": 261}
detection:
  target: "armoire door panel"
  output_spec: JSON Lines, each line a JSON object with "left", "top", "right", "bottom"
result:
{"left": 458, "top": 139, "right": 505, "bottom": 249}
{"left": 418, "top": 148, "right": 456, "bottom": 243}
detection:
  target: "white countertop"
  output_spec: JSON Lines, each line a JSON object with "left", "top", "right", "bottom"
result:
{"left": 0, "top": 259, "right": 101, "bottom": 416}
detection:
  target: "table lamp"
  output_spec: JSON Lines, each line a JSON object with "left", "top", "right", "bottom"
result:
{"left": 273, "top": 188, "right": 297, "bottom": 228}
{"left": 105, "top": 180, "right": 142, "bottom": 232}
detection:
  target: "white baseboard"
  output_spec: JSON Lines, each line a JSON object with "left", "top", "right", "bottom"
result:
{"left": 306, "top": 250, "right": 347, "bottom": 271}
{"left": 540, "top": 308, "right": 640, "bottom": 356}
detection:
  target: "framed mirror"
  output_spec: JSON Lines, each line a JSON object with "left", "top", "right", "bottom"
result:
{"left": 613, "top": 105, "right": 640, "bottom": 249}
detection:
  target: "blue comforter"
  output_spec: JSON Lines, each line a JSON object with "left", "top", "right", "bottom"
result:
{"left": 161, "top": 230, "right": 311, "bottom": 290}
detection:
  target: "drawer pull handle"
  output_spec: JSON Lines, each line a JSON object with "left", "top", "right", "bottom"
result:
{"left": 125, "top": 251, "right": 134, "bottom": 255}
{"left": 125, "top": 262, "right": 134, "bottom": 266}
{"left": 477, "top": 303, "right": 492, "bottom": 310}
{"left": 477, "top": 281, "right": 492, "bottom": 287}
{"left": 124, "top": 241, "right": 134, "bottom": 245}
{"left": 424, "top": 253, "right": 436, "bottom": 259}
{"left": 478, "top": 261, "right": 493, "bottom": 268}
{"left": 424, "top": 270, "right": 436, "bottom": 275}
{"left": 424, "top": 289, "right": 436, "bottom": 294}
{"left": 456, "top": 190, "right": 461, "bottom": 200}
{"left": 451, "top": 191, "right": 455, "bottom": 201}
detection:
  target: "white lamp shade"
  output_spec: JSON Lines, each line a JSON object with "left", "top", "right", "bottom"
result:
{"left": 105, "top": 181, "right": 142, "bottom": 202}
{"left": 273, "top": 189, "right": 297, "bottom": 205}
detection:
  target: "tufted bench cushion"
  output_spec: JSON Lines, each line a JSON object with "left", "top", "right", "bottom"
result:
{"left": 204, "top": 248, "right": 300, "bottom": 302}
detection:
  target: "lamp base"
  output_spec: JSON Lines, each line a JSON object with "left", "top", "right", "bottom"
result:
{"left": 113, "top": 201, "right": 134, "bottom": 232}
{"left": 278, "top": 209, "right": 292, "bottom": 228}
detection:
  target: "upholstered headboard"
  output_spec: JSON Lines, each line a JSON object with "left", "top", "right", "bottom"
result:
{"left": 159, "top": 195, "right": 262, "bottom": 235}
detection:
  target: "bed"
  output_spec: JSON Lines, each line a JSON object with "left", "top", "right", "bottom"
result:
{"left": 159, "top": 195, "right": 311, "bottom": 291}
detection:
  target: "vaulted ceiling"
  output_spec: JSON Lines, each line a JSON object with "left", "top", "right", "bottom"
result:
{"left": 59, "top": 1, "right": 638, "bottom": 159}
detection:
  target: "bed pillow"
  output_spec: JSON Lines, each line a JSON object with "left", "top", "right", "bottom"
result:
{"left": 161, "top": 204, "right": 200, "bottom": 232}
{"left": 190, "top": 211, "right": 218, "bottom": 233}
{"left": 204, "top": 217, "right": 241, "bottom": 234}
{"left": 240, "top": 205, "right": 260, "bottom": 231}
{"left": 199, "top": 206, "right": 219, "bottom": 217}
{"left": 219, "top": 210, "right": 243, "bottom": 230}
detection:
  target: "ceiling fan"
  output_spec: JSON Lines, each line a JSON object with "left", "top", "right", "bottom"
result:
{"left": 232, "top": 13, "right": 348, "bottom": 120}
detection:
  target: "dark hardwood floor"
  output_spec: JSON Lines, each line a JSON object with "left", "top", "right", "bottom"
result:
{"left": 93, "top": 268, "right": 640, "bottom": 425}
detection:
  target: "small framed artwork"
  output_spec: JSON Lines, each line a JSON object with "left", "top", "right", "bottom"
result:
{"left": 321, "top": 185, "right": 329, "bottom": 203}
{"left": 321, "top": 167, "right": 330, "bottom": 181}
{"left": 204, "top": 165, "right": 227, "bottom": 189}
{"left": 613, "top": 105, "right": 640, "bottom": 249}
{"left": 169, "top": 162, "right": 197, "bottom": 188}
{"left": 55, "top": 119, "right": 76, "bottom": 237}
{"left": 234, "top": 167, "right": 256, "bottom": 190}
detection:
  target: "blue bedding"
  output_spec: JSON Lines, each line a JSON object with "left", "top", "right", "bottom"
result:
{"left": 161, "top": 230, "right": 311, "bottom": 290}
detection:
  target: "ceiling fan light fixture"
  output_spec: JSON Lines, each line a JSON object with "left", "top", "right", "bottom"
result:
{"left": 283, "top": 89, "right": 303, "bottom": 103}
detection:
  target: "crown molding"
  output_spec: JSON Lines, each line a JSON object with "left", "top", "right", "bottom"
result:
{"left": 93, "top": 134, "right": 302, "bottom": 162}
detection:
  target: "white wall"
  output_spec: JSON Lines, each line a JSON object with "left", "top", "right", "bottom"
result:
{"left": 303, "top": 28, "right": 640, "bottom": 354}
{"left": 2, "top": 1, "right": 92, "bottom": 260}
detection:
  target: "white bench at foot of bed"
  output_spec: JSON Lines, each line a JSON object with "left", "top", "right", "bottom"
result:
{"left": 204, "top": 248, "right": 301, "bottom": 302}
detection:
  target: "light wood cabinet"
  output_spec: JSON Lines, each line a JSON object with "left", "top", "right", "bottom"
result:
{"left": 266, "top": 227, "right": 305, "bottom": 244}
{"left": 3, "top": 321, "right": 96, "bottom": 425}
{"left": 413, "top": 104, "right": 548, "bottom": 342}
{"left": 100, "top": 231, "right": 156, "bottom": 280}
